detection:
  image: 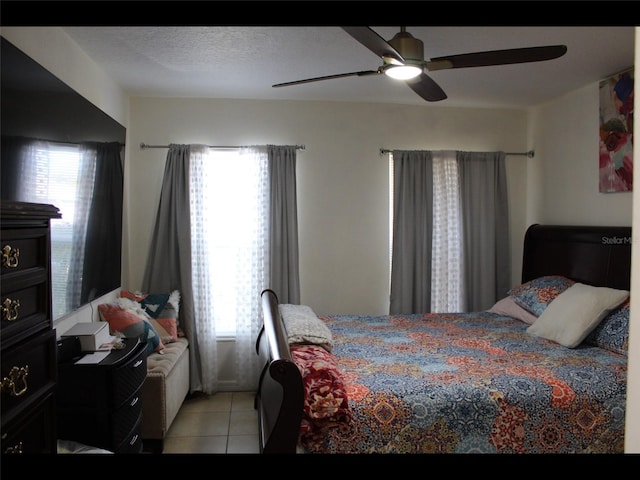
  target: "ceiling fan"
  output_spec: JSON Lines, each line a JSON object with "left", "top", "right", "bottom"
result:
{"left": 272, "top": 27, "right": 568, "bottom": 102}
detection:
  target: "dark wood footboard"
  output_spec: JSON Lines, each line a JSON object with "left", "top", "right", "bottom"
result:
{"left": 255, "top": 289, "right": 303, "bottom": 454}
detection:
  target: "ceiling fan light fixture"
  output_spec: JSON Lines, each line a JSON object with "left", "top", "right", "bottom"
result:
{"left": 284, "top": 27, "right": 569, "bottom": 103}
{"left": 385, "top": 64, "right": 422, "bottom": 80}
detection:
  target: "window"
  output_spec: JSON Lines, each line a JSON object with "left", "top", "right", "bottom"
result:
{"left": 13, "top": 141, "right": 90, "bottom": 319}
{"left": 389, "top": 151, "right": 463, "bottom": 313}
{"left": 4, "top": 139, "right": 123, "bottom": 320}
{"left": 156, "top": 143, "right": 296, "bottom": 393}
{"left": 190, "top": 148, "right": 269, "bottom": 337}
{"left": 47, "top": 145, "right": 87, "bottom": 319}
{"left": 389, "top": 149, "right": 509, "bottom": 314}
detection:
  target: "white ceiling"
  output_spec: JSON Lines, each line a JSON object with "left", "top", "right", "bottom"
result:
{"left": 62, "top": 26, "right": 635, "bottom": 109}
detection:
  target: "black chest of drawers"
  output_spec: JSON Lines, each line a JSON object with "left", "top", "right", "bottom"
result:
{"left": 1, "top": 201, "right": 61, "bottom": 454}
{"left": 57, "top": 337, "right": 147, "bottom": 453}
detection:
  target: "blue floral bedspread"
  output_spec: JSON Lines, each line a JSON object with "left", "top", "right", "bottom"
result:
{"left": 299, "top": 311, "right": 627, "bottom": 454}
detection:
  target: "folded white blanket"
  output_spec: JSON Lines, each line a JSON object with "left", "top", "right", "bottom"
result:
{"left": 279, "top": 304, "right": 333, "bottom": 352}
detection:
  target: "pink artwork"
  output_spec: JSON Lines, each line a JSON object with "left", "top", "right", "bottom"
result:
{"left": 599, "top": 68, "right": 634, "bottom": 193}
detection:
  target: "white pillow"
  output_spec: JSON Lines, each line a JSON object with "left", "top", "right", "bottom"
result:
{"left": 527, "top": 283, "right": 629, "bottom": 348}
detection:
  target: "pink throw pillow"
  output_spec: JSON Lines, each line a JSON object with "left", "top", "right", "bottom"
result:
{"left": 488, "top": 296, "right": 538, "bottom": 325}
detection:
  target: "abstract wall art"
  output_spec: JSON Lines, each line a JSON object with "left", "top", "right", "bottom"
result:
{"left": 599, "top": 68, "right": 634, "bottom": 193}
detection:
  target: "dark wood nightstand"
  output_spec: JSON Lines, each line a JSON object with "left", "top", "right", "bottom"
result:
{"left": 57, "top": 337, "right": 147, "bottom": 453}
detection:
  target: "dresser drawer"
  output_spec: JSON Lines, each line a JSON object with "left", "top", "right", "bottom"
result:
{"left": 1, "top": 224, "right": 52, "bottom": 346}
{"left": 116, "top": 415, "right": 143, "bottom": 454}
{"left": 58, "top": 386, "right": 143, "bottom": 452}
{"left": 111, "top": 387, "right": 143, "bottom": 448}
{"left": 58, "top": 338, "right": 147, "bottom": 409}
{"left": 1, "top": 391, "right": 56, "bottom": 454}
{"left": 0, "top": 329, "right": 57, "bottom": 418}
{"left": 110, "top": 345, "right": 147, "bottom": 408}
{"left": 1, "top": 274, "right": 49, "bottom": 346}
{"left": 1, "top": 227, "right": 50, "bottom": 274}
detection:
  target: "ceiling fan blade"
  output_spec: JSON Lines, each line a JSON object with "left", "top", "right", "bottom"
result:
{"left": 341, "top": 27, "right": 405, "bottom": 65}
{"left": 427, "top": 45, "right": 568, "bottom": 71}
{"left": 406, "top": 72, "right": 447, "bottom": 102}
{"left": 273, "top": 69, "right": 381, "bottom": 88}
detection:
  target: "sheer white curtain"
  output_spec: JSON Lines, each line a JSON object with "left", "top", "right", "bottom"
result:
{"left": 190, "top": 146, "right": 268, "bottom": 393}
{"left": 189, "top": 145, "right": 216, "bottom": 392}
{"left": 430, "top": 151, "right": 464, "bottom": 312}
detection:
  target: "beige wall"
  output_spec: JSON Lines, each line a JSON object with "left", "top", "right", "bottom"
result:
{"left": 528, "top": 84, "right": 632, "bottom": 226}
{"left": 3, "top": 26, "right": 637, "bottom": 449}
{"left": 128, "top": 98, "right": 529, "bottom": 315}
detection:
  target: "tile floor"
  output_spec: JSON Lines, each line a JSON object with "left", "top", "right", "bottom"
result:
{"left": 159, "top": 391, "right": 260, "bottom": 454}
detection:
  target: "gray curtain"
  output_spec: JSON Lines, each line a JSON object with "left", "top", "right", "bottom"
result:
{"left": 142, "top": 144, "right": 202, "bottom": 393}
{"left": 81, "top": 142, "right": 123, "bottom": 304}
{"left": 0, "top": 135, "right": 29, "bottom": 200}
{"left": 141, "top": 143, "right": 300, "bottom": 393}
{"left": 268, "top": 145, "right": 300, "bottom": 304}
{"left": 389, "top": 149, "right": 510, "bottom": 315}
{"left": 457, "top": 151, "right": 510, "bottom": 311}
{"left": 389, "top": 150, "right": 434, "bottom": 314}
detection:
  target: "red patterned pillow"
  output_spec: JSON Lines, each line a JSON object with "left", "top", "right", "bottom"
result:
{"left": 98, "top": 299, "right": 165, "bottom": 354}
{"left": 290, "top": 344, "right": 351, "bottom": 444}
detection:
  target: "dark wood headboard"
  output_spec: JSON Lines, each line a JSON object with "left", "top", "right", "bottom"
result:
{"left": 522, "top": 224, "right": 632, "bottom": 290}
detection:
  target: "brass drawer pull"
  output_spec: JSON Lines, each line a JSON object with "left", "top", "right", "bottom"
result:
{"left": 1, "top": 244, "right": 20, "bottom": 269}
{"left": 1, "top": 298, "right": 20, "bottom": 321}
{"left": 4, "top": 441, "right": 24, "bottom": 454}
{"left": 1, "top": 365, "right": 29, "bottom": 397}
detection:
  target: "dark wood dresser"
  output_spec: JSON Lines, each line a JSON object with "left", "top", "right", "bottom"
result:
{"left": 1, "top": 200, "right": 61, "bottom": 454}
{"left": 57, "top": 337, "right": 147, "bottom": 453}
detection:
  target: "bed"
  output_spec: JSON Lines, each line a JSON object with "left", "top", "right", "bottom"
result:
{"left": 255, "top": 224, "right": 632, "bottom": 454}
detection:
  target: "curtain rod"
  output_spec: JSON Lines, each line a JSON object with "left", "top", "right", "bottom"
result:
{"left": 140, "top": 142, "right": 305, "bottom": 151}
{"left": 379, "top": 148, "right": 534, "bottom": 158}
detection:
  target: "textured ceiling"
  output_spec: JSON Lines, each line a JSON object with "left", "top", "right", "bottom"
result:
{"left": 61, "top": 26, "right": 635, "bottom": 109}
